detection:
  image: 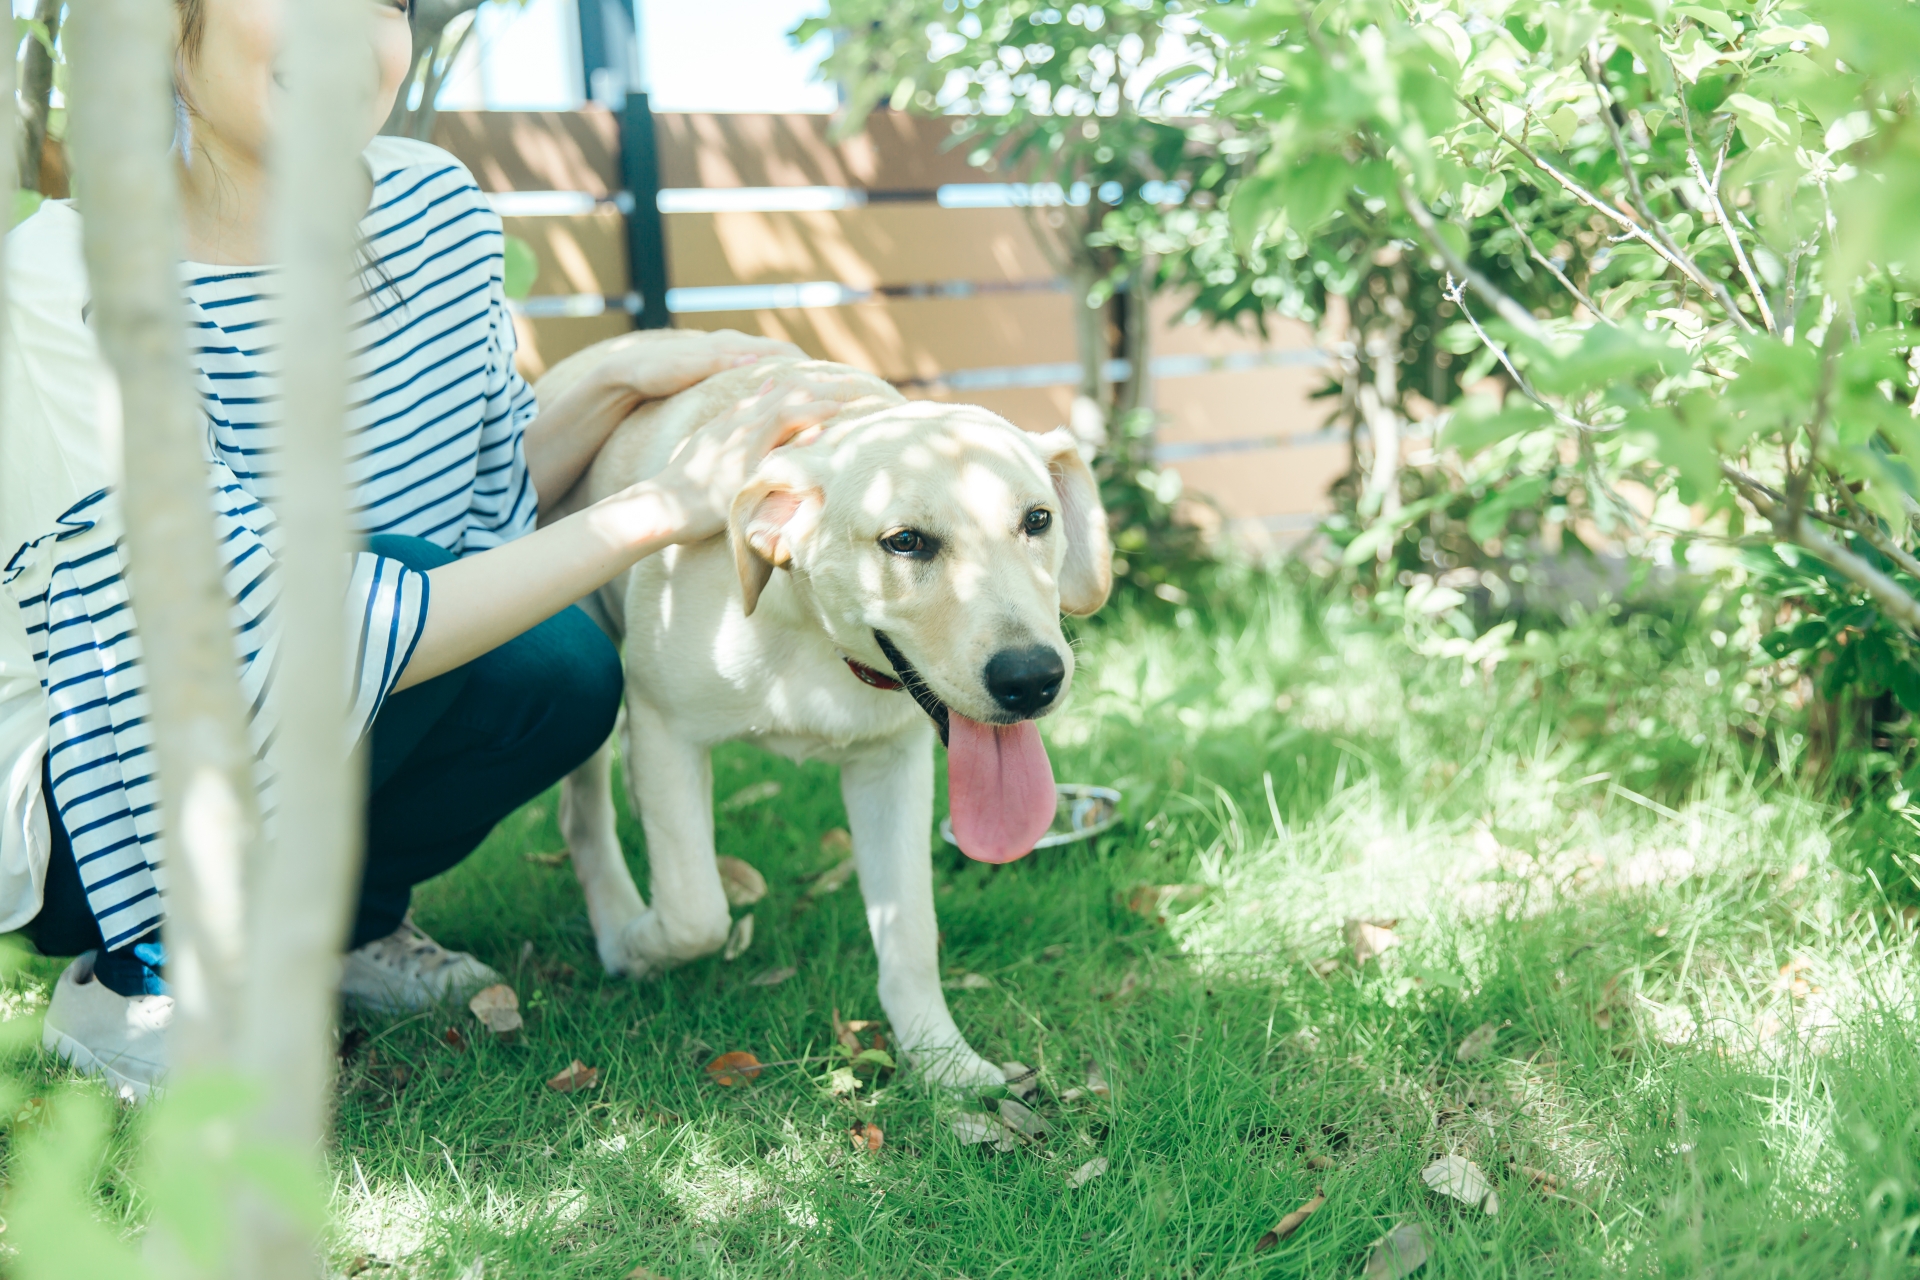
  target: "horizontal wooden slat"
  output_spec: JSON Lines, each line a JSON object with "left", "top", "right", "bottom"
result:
{"left": 1152, "top": 298, "right": 1319, "bottom": 359}
{"left": 666, "top": 206, "right": 1058, "bottom": 289}
{"left": 1167, "top": 440, "right": 1349, "bottom": 521}
{"left": 432, "top": 109, "right": 621, "bottom": 196}
{"left": 676, "top": 293, "right": 1078, "bottom": 383}
{"left": 511, "top": 312, "right": 634, "bottom": 382}
{"left": 915, "top": 384, "right": 1077, "bottom": 435}
{"left": 502, "top": 210, "right": 629, "bottom": 297}
{"left": 1153, "top": 365, "right": 1333, "bottom": 444}
{"left": 655, "top": 113, "right": 1010, "bottom": 191}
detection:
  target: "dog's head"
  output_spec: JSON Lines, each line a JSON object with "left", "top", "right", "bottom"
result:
{"left": 729, "top": 400, "right": 1112, "bottom": 862}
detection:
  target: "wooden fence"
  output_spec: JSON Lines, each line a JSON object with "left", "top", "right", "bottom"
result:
{"left": 432, "top": 107, "right": 1346, "bottom": 549}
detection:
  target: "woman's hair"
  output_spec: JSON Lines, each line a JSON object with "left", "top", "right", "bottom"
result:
{"left": 170, "top": 0, "right": 411, "bottom": 306}
{"left": 175, "top": 0, "right": 206, "bottom": 62}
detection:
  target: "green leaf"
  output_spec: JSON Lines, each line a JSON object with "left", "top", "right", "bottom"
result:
{"left": 1466, "top": 474, "right": 1548, "bottom": 543}
{"left": 1674, "top": 4, "right": 1744, "bottom": 40}
{"left": 11, "top": 189, "right": 44, "bottom": 229}
{"left": 1441, "top": 399, "right": 1552, "bottom": 457}
{"left": 1891, "top": 661, "right": 1920, "bottom": 714}
{"left": 1282, "top": 154, "right": 1351, "bottom": 237}
{"left": 1628, "top": 406, "right": 1721, "bottom": 502}
{"left": 852, "top": 1047, "right": 898, "bottom": 1069}
{"left": 1722, "top": 91, "right": 1800, "bottom": 146}
{"left": 501, "top": 234, "right": 540, "bottom": 301}
{"left": 1531, "top": 324, "right": 1690, "bottom": 396}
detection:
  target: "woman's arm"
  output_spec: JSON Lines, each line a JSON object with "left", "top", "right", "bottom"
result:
{"left": 518, "top": 330, "right": 802, "bottom": 511}
{"left": 393, "top": 372, "right": 842, "bottom": 690}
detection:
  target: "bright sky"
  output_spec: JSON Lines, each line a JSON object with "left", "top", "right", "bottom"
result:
{"left": 440, "top": 0, "right": 835, "bottom": 113}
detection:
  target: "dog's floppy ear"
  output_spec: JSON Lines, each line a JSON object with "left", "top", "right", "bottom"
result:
{"left": 1032, "top": 427, "right": 1113, "bottom": 616}
{"left": 729, "top": 479, "right": 822, "bottom": 616}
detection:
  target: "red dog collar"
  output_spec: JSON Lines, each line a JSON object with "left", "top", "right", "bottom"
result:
{"left": 845, "top": 658, "right": 903, "bottom": 690}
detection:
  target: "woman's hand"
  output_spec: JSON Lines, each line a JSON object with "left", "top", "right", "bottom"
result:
{"left": 523, "top": 329, "right": 806, "bottom": 512}
{"left": 642, "top": 368, "right": 873, "bottom": 545}
{"left": 396, "top": 366, "right": 871, "bottom": 689}
{"left": 587, "top": 329, "right": 805, "bottom": 403}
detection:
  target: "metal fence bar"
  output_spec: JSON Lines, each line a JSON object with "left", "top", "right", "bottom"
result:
{"left": 622, "top": 92, "right": 671, "bottom": 329}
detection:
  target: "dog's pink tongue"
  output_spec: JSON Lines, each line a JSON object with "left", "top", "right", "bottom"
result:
{"left": 946, "top": 713, "right": 1056, "bottom": 863}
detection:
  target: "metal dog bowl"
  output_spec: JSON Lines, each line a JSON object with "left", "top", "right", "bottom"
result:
{"left": 940, "top": 784, "right": 1122, "bottom": 852}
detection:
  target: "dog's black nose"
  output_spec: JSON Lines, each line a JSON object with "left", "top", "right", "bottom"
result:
{"left": 984, "top": 646, "right": 1066, "bottom": 717}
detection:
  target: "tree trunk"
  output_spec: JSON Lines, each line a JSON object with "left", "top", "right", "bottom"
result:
{"left": 231, "top": 1, "right": 369, "bottom": 1274}
{"left": 15, "top": 0, "right": 62, "bottom": 194}
{"left": 382, "top": 0, "right": 486, "bottom": 140}
{"left": 1113, "top": 254, "right": 1155, "bottom": 426}
{"left": 67, "top": 0, "right": 262, "bottom": 1087}
{"left": 1358, "top": 327, "right": 1403, "bottom": 522}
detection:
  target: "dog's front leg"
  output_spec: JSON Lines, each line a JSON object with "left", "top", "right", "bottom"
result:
{"left": 560, "top": 733, "right": 651, "bottom": 976}
{"left": 841, "top": 737, "right": 1003, "bottom": 1091}
{"left": 597, "top": 698, "right": 733, "bottom": 975}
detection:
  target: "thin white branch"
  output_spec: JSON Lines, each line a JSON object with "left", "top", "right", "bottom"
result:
{"left": 1461, "top": 97, "right": 1754, "bottom": 332}
{"left": 1495, "top": 204, "right": 1615, "bottom": 325}
{"left": 1397, "top": 182, "right": 1547, "bottom": 343}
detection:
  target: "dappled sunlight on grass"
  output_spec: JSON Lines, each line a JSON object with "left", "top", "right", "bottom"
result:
{"left": 14, "top": 572, "right": 1920, "bottom": 1276}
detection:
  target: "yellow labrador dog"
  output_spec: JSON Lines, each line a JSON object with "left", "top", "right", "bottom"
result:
{"left": 538, "top": 340, "right": 1111, "bottom": 1089}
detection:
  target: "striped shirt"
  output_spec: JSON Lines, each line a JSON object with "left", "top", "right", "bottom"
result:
{"left": 1, "top": 137, "right": 538, "bottom": 950}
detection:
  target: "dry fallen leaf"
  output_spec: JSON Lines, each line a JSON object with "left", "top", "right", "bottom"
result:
{"left": 748, "top": 965, "right": 797, "bottom": 987}
{"left": 443, "top": 1027, "right": 466, "bottom": 1051}
{"left": 1126, "top": 883, "right": 1208, "bottom": 922}
{"left": 1254, "top": 1188, "right": 1325, "bottom": 1252}
{"left": 523, "top": 850, "right": 569, "bottom": 868}
{"left": 832, "top": 1009, "right": 884, "bottom": 1057}
{"left": 826, "top": 1066, "right": 862, "bottom": 1095}
{"left": 547, "top": 1060, "right": 600, "bottom": 1093}
{"left": 716, "top": 856, "right": 768, "bottom": 907}
{"left": 468, "top": 984, "right": 522, "bottom": 1038}
{"left": 705, "top": 1051, "right": 763, "bottom": 1087}
{"left": 720, "top": 780, "right": 782, "bottom": 810}
{"left": 849, "top": 1121, "right": 884, "bottom": 1152}
{"left": 1306, "top": 1154, "right": 1334, "bottom": 1171}
{"left": 998, "top": 1096, "right": 1048, "bottom": 1139}
{"left": 624, "top": 1268, "right": 671, "bottom": 1280}
{"left": 1068, "top": 1156, "right": 1109, "bottom": 1188}
{"left": 820, "top": 827, "right": 853, "bottom": 855}
{"left": 1346, "top": 918, "right": 1400, "bottom": 964}
{"left": 1002, "top": 1061, "right": 1039, "bottom": 1101}
{"left": 944, "top": 972, "right": 991, "bottom": 990}
{"left": 951, "top": 1112, "right": 1012, "bottom": 1151}
{"left": 722, "top": 913, "right": 755, "bottom": 961}
{"left": 1362, "top": 1223, "right": 1431, "bottom": 1279}
{"left": 1515, "top": 1163, "right": 1565, "bottom": 1194}
{"left": 1455, "top": 1022, "right": 1501, "bottom": 1062}
{"left": 1422, "top": 1154, "right": 1497, "bottom": 1214}
{"left": 808, "top": 856, "right": 857, "bottom": 898}
{"left": 1085, "top": 1061, "right": 1111, "bottom": 1099}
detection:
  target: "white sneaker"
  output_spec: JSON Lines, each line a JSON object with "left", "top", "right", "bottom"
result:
{"left": 42, "top": 952, "right": 171, "bottom": 1102}
{"left": 340, "top": 917, "right": 499, "bottom": 1014}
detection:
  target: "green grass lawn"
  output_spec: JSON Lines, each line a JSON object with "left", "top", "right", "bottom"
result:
{"left": 12, "top": 570, "right": 1920, "bottom": 1278}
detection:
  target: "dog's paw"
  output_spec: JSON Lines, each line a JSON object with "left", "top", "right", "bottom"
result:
{"left": 596, "top": 908, "right": 730, "bottom": 979}
{"left": 906, "top": 1045, "right": 1006, "bottom": 1093}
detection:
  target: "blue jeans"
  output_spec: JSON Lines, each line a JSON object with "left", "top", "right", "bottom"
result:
{"left": 26, "top": 534, "right": 622, "bottom": 957}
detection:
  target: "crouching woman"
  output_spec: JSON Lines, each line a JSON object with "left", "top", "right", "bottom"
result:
{"left": 0, "top": 0, "right": 846, "bottom": 1098}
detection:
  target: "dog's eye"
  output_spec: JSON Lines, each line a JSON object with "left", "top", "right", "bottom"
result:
{"left": 1023, "top": 508, "right": 1053, "bottom": 536}
{"left": 881, "top": 528, "right": 932, "bottom": 557}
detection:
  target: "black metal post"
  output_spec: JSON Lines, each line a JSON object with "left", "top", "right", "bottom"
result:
{"left": 621, "top": 90, "right": 671, "bottom": 330}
